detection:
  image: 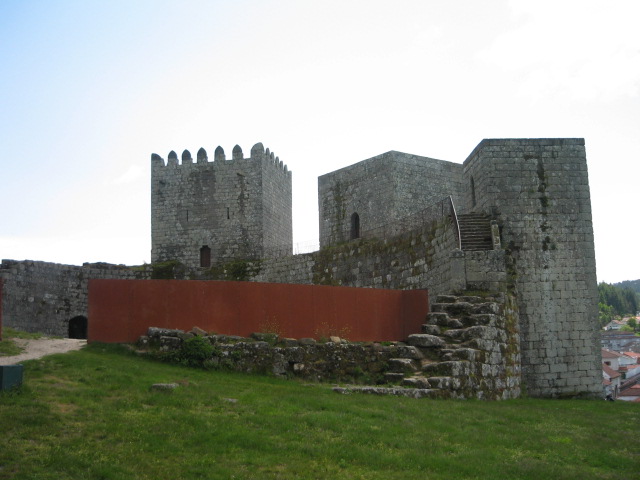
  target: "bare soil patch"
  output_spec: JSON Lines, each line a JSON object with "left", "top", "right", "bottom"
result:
{"left": 0, "top": 338, "right": 86, "bottom": 365}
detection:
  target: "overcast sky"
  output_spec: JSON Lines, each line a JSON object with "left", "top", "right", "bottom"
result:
{"left": 1, "top": 0, "right": 638, "bottom": 283}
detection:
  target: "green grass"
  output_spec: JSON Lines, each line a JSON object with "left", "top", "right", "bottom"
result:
{"left": 1, "top": 343, "right": 638, "bottom": 480}
{"left": 0, "top": 327, "right": 43, "bottom": 356}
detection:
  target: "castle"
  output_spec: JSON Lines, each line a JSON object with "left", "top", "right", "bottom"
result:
{"left": 0, "top": 138, "right": 602, "bottom": 399}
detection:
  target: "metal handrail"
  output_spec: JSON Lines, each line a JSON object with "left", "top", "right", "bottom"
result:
{"left": 447, "top": 195, "right": 462, "bottom": 250}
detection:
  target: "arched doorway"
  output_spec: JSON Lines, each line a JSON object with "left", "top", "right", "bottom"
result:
{"left": 68, "top": 316, "right": 88, "bottom": 339}
{"left": 200, "top": 245, "right": 211, "bottom": 268}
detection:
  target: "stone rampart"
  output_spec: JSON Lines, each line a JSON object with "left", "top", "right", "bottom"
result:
{"left": 462, "top": 139, "right": 600, "bottom": 397}
{"left": 0, "top": 260, "right": 150, "bottom": 337}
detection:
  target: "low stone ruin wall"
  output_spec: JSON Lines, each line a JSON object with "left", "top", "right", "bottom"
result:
{"left": 137, "top": 292, "right": 521, "bottom": 400}
{"left": 140, "top": 327, "right": 399, "bottom": 385}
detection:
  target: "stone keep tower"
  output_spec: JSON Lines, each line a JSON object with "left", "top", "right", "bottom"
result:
{"left": 318, "top": 151, "right": 465, "bottom": 247}
{"left": 461, "top": 139, "right": 600, "bottom": 398}
{"left": 151, "top": 142, "right": 292, "bottom": 269}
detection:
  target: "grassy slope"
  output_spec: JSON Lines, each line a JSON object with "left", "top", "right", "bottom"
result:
{"left": 0, "top": 328, "right": 42, "bottom": 356}
{"left": 0, "top": 343, "right": 638, "bottom": 480}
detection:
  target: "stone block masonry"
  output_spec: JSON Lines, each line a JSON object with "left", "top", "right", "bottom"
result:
{"left": 318, "top": 151, "right": 464, "bottom": 247}
{"left": 0, "top": 260, "right": 150, "bottom": 337}
{"left": 462, "top": 139, "right": 600, "bottom": 398}
{"left": 151, "top": 143, "right": 292, "bottom": 270}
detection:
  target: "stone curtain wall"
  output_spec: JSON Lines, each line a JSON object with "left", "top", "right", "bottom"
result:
{"left": 151, "top": 143, "right": 292, "bottom": 269}
{"left": 0, "top": 260, "right": 149, "bottom": 337}
{"left": 318, "top": 151, "right": 464, "bottom": 247}
{"left": 253, "top": 216, "right": 465, "bottom": 297}
{"left": 462, "top": 139, "right": 601, "bottom": 398}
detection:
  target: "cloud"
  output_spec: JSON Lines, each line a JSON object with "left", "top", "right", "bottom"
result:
{"left": 476, "top": 0, "right": 640, "bottom": 102}
{"left": 112, "top": 165, "right": 143, "bottom": 185}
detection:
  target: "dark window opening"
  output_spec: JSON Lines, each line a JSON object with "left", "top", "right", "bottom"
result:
{"left": 350, "top": 212, "right": 360, "bottom": 240}
{"left": 470, "top": 176, "right": 476, "bottom": 208}
{"left": 227, "top": 207, "right": 230, "bottom": 219}
{"left": 68, "top": 316, "right": 88, "bottom": 339}
{"left": 200, "top": 245, "right": 211, "bottom": 268}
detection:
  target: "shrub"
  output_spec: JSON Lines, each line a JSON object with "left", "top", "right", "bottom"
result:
{"left": 175, "top": 336, "right": 215, "bottom": 368}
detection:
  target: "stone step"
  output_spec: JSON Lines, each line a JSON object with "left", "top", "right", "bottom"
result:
{"left": 402, "top": 376, "right": 431, "bottom": 389}
{"left": 383, "top": 372, "right": 406, "bottom": 383}
{"left": 393, "top": 345, "right": 425, "bottom": 360}
{"left": 426, "top": 312, "right": 463, "bottom": 328}
{"left": 422, "top": 360, "right": 472, "bottom": 376}
{"left": 407, "top": 334, "right": 445, "bottom": 348}
{"left": 332, "top": 385, "right": 441, "bottom": 399}
{"left": 421, "top": 324, "right": 441, "bottom": 335}
{"left": 458, "top": 214, "right": 493, "bottom": 251}
{"left": 431, "top": 301, "right": 500, "bottom": 317}
{"left": 387, "top": 358, "right": 418, "bottom": 373}
{"left": 426, "top": 376, "right": 461, "bottom": 390}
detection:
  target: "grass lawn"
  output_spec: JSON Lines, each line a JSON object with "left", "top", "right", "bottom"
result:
{"left": 0, "top": 342, "right": 638, "bottom": 480}
{"left": 0, "top": 328, "right": 42, "bottom": 356}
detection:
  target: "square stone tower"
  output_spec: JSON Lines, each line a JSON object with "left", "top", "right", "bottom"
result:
{"left": 151, "top": 142, "right": 292, "bottom": 269}
{"left": 318, "top": 151, "right": 464, "bottom": 247}
{"left": 462, "top": 139, "right": 601, "bottom": 397}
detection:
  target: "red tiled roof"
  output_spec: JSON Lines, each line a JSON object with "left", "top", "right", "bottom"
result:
{"left": 602, "top": 348, "right": 623, "bottom": 359}
{"left": 623, "top": 352, "right": 640, "bottom": 361}
{"left": 619, "top": 384, "right": 640, "bottom": 397}
{"left": 603, "top": 364, "right": 621, "bottom": 378}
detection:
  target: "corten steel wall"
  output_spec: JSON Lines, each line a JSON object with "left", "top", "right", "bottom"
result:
{"left": 88, "top": 279, "right": 429, "bottom": 344}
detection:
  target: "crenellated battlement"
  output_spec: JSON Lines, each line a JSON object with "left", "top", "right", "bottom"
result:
{"left": 151, "top": 142, "right": 290, "bottom": 176}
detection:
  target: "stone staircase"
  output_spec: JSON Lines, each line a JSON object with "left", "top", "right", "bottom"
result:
{"left": 335, "top": 293, "right": 521, "bottom": 400}
{"left": 457, "top": 213, "right": 493, "bottom": 251}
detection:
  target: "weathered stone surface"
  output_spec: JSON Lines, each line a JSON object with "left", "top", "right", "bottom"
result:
{"left": 191, "top": 326, "right": 207, "bottom": 336}
{"left": 332, "top": 386, "right": 436, "bottom": 399}
{"left": 250, "top": 332, "right": 279, "bottom": 343}
{"left": 402, "top": 376, "right": 431, "bottom": 389}
{"left": 394, "top": 345, "right": 424, "bottom": 360}
{"left": 388, "top": 358, "right": 418, "bottom": 373}
{"left": 421, "top": 324, "right": 441, "bottom": 335}
{"left": 281, "top": 338, "right": 299, "bottom": 347}
{"left": 407, "top": 334, "right": 445, "bottom": 348}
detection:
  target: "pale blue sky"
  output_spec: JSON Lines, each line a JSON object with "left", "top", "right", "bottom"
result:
{"left": 1, "top": 0, "right": 639, "bottom": 283}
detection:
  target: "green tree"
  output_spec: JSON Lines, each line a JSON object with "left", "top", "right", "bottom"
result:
{"left": 598, "top": 282, "right": 638, "bottom": 317}
{"left": 598, "top": 302, "right": 615, "bottom": 328}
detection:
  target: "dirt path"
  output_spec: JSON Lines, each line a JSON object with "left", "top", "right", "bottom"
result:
{"left": 0, "top": 338, "right": 87, "bottom": 366}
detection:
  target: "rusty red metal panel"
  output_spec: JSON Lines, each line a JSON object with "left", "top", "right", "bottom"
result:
{"left": 88, "top": 279, "right": 429, "bottom": 344}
